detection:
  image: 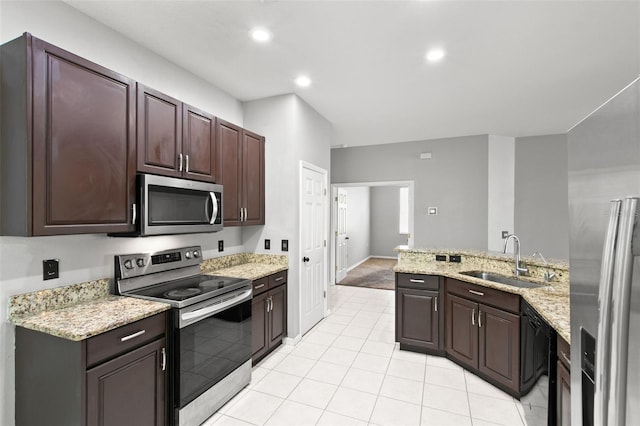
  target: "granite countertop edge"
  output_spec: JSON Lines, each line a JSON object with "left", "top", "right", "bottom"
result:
{"left": 394, "top": 264, "right": 570, "bottom": 344}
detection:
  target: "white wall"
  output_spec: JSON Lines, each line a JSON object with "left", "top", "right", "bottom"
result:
{"left": 0, "top": 2, "right": 246, "bottom": 425}
{"left": 487, "top": 135, "right": 515, "bottom": 251}
{"left": 343, "top": 187, "right": 370, "bottom": 268}
{"left": 243, "top": 94, "right": 332, "bottom": 339}
{"left": 370, "top": 186, "right": 409, "bottom": 257}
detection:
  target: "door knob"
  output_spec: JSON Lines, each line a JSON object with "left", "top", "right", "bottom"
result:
{"left": 303, "top": 257, "right": 310, "bottom": 263}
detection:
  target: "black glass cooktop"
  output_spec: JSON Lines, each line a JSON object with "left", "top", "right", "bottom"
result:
{"left": 130, "top": 274, "right": 247, "bottom": 303}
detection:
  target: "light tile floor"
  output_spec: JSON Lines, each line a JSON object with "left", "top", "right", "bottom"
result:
{"left": 204, "top": 285, "right": 548, "bottom": 426}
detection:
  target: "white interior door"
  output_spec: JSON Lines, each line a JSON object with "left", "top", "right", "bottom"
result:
{"left": 300, "top": 164, "right": 326, "bottom": 335}
{"left": 336, "top": 188, "right": 348, "bottom": 283}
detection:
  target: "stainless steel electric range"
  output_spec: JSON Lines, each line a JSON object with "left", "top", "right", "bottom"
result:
{"left": 115, "top": 246, "right": 252, "bottom": 426}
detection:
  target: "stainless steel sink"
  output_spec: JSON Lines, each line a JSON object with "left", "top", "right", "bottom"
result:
{"left": 459, "top": 270, "right": 544, "bottom": 289}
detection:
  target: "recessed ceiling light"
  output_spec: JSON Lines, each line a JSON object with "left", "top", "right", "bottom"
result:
{"left": 295, "top": 75, "right": 312, "bottom": 88}
{"left": 250, "top": 27, "right": 272, "bottom": 43}
{"left": 426, "top": 48, "right": 446, "bottom": 63}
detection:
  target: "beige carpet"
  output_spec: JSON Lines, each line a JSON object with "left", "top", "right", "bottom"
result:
{"left": 337, "top": 257, "right": 396, "bottom": 290}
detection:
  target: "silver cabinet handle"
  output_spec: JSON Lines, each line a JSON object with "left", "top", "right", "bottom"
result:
{"left": 560, "top": 351, "right": 571, "bottom": 368}
{"left": 179, "top": 153, "right": 183, "bottom": 172}
{"left": 434, "top": 296, "right": 438, "bottom": 312}
{"left": 131, "top": 203, "right": 137, "bottom": 225}
{"left": 161, "top": 347, "right": 166, "bottom": 371}
{"left": 409, "top": 279, "right": 425, "bottom": 283}
{"left": 121, "top": 329, "right": 146, "bottom": 342}
{"left": 275, "top": 277, "right": 284, "bottom": 282}
{"left": 254, "top": 283, "right": 265, "bottom": 290}
{"left": 244, "top": 207, "right": 248, "bottom": 222}
{"left": 478, "top": 310, "right": 483, "bottom": 328}
{"left": 185, "top": 154, "right": 189, "bottom": 173}
{"left": 469, "top": 289, "right": 484, "bottom": 296}
{"left": 471, "top": 308, "right": 475, "bottom": 326}
{"left": 240, "top": 207, "right": 244, "bottom": 222}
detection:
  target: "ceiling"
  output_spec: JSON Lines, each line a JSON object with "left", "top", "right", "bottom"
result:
{"left": 65, "top": 1, "right": 640, "bottom": 148}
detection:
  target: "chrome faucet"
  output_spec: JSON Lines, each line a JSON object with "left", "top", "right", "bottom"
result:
{"left": 503, "top": 234, "right": 528, "bottom": 276}
{"left": 531, "top": 251, "right": 556, "bottom": 283}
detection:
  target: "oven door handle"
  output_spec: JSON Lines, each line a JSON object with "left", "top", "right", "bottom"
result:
{"left": 180, "top": 288, "right": 252, "bottom": 326}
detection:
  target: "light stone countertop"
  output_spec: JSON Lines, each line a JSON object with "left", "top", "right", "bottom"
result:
{"left": 395, "top": 247, "right": 571, "bottom": 343}
{"left": 201, "top": 253, "right": 289, "bottom": 280}
{"left": 8, "top": 279, "right": 170, "bottom": 341}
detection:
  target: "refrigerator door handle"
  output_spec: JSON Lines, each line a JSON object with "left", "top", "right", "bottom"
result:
{"left": 594, "top": 199, "right": 621, "bottom": 425}
{"left": 607, "top": 197, "right": 638, "bottom": 426}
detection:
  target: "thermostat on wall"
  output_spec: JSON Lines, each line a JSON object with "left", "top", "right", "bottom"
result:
{"left": 428, "top": 207, "right": 438, "bottom": 215}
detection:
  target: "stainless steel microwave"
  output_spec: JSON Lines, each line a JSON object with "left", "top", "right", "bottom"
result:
{"left": 113, "top": 174, "right": 223, "bottom": 236}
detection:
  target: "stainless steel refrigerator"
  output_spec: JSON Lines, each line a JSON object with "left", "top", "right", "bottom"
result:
{"left": 568, "top": 76, "right": 640, "bottom": 426}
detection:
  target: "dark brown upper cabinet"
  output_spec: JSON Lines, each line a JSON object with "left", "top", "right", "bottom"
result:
{"left": 217, "top": 119, "right": 265, "bottom": 226}
{"left": 137, "top": 84, "right": 217, "bottom": 183}
{"left": 1, "top": 33, "right": 137, "bottom": 236}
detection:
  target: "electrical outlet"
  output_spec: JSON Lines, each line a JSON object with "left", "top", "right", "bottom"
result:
{"left": 449, "top": 255, "right": 461, "bottom": 263}
{"left": 218, "top": 240, "right": 224, "bottom": 252}
{"left": 281, "top": 240, "right": 288, "bottom": 252}
{"left": 435, "top": 254, "right": 447, "bottom": 262}
{"left": 502, "top": 231, "right": 509, "bottom": 239}
{"left": 43, "top": 259, "right": 59, "bottom": 280}
{"left": 265, "top": 239, "right": 271, "bottom": 250}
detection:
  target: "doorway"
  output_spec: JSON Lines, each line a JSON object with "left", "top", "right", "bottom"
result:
{"left": 299, "top": 162, "right": 328, "bottom": 336}
{"left": 330, "top": 181, "right": 414, "bottom": 287}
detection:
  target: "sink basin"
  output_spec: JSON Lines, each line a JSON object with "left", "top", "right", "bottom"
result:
{"left": 459, "top": 270, "right": 544, "bottom": 289}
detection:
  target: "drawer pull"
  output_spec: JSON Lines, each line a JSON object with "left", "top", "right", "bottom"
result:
{"left": 254, "top": 284, "right": 266, "bottom": 290}
{"left": 560, "top": 351, "right": 571, "bottom": 367}
{"left": 409, "top": 279, "right": 425, "bottom": 283}
{"left": 274, "top": 277, "right": 284, "bottom": 282}
{"left": 120, "top": 330, "right": 146, "bottom": 342}
{"left": 469, "top": 289, "right": 484, "bottom": 296}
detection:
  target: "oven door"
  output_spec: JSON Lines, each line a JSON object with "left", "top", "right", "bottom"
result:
{"left": 172, "top": 287, "right": 252, "bottom": 412}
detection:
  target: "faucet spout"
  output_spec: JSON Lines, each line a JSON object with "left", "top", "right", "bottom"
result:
{"left": 503, "top": 234, "right": 528, "bottom": 277}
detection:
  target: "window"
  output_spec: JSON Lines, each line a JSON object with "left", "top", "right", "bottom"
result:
{"left": 399, "top": 187, "right": 409, "bottom": 234}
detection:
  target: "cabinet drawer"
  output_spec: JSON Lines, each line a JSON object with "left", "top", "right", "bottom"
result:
{"left": 86, "top": 312, "right": 166, "bottom": 367}
{"left": 269, "top": 271, "right": 287, "bottom": 288}
{"left": 396, "top": 273, "right": 439, "bottom": 290}
{"left": 557, "top": 334, "right": 571, "bottom": 370}
{"left": 253, "top": 277, "right": 269, "bottom": 296}
{"left": 446, "top": 278, "right": 519, "bottom": 314}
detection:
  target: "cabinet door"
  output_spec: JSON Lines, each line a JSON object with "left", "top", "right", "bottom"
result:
{"left": 31, "top": 38, "right": 136, "bottom": 235}
{"left": 478, "top": 304, "right": 520, "bottom": 393}
{"left": 86, "top": 338, "right": 166, "bottom": 426}
{"left": 268, "top": 285, "right": 287, "bottom": 348}
{"left": 137, "top": 84, "right": 182, "bottom": 177}
{"left": 217, "top": 119, "right": 243, "bottom": 225}
{"left": 182, "top": 104, "right": 216, "bottom": 182}
{"left": 242, "top": 130, "right": 265, "bottom": 225}
{"left": 252, "top": 291, "right": 269, "bottom": 363}
{"left": 397, "top": 288, "right": 439, "bottom": 352}
{"left": 445, "top": 293, "right": 478, "bottom": 369}
{"left": 557, "top": 360, "right": 571, "bottom": 426}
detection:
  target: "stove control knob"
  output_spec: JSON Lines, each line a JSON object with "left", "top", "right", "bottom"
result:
{"left": 185, "top": 251, "right": 192, "bottom": 259}
{"left": 123, "top": 259, "right": 134, "bottom": 270}
{"left": 193, "top": 250, "right": 201, "bottom": 258}
{"left": 136, "top": 258, "right": 146, "bottom": 268}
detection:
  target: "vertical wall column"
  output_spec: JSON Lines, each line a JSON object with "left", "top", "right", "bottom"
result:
{"left": 487, "top": 135, "right": 515, "bottom": 252}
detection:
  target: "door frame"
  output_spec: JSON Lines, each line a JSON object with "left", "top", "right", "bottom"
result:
{"left": 298, "top": 161, "right": 329, "bottom": 334}
{"left": 330, "top": 180, "right": 415, "bottom": 286}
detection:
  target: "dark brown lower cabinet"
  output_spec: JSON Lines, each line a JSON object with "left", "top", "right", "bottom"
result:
{"left": 444, "top": 278, "right": 520, "bottom": 396}
{"left": 252, "top": 271, "right": 288, "bottom": 365}
{"left": 15, "top": 312, "right": 167, "bottom": 426}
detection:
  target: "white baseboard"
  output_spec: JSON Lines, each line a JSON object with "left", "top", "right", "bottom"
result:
{"left": 370, "top": 255, "right": 397, "bottom": 260}
{"left": 347, "top": 256, "right": 371, "bottom": 272}
{"left": 283, "top": 335, "right": 301, "bottom": 346}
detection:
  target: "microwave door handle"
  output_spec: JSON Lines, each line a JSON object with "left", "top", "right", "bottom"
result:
{"left": 206, "top": 192, "right": 218, "bottom": 225}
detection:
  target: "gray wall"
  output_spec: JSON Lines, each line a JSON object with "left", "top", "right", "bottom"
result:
{"left": 514, "top": 134, "right": 569, "bottom": 259}
{"left": 332, "top": 135, "right": 489, "bottom": 249}
{"left": 343, "top": 187, "right": 370, "bottom": 268}
{"left": 370, "top": 186, "right": 408, "bottom": 257}
{"left": 243, "top": 94, "right": 332, "bottom": 339}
